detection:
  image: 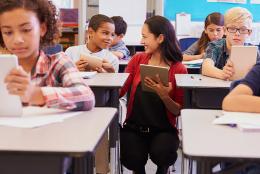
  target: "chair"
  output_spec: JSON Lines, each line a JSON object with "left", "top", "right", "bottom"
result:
{"left": 179, "top": 37, "right": 199, "bottom": 52}
{"left": 43, "top": 44, "right": 63, "bottom": 55}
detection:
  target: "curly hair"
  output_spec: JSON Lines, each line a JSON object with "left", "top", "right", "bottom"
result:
{"left": 0, "top": 0, "right": 60, "bottom": 48}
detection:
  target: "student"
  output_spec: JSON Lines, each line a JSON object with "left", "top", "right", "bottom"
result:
{"left": 222, "top": 63, "right": 260, "bottom": 174}
{"left": 183, "top": 12, "right": 224, "bottom": 61}
{"left": 65, "top": 14, "right": 119, "bottom": 73}
{"left": 0, "top": 0, "right": 95, "bottom": 111}
{"left": 110, "top": 16, "right": 130, "bottom": 59}
{"left": 201, "top": 7, "right": 259, "bottom": 80}
{"left": 120, "top": 15, "right": 187, "bottom": 174}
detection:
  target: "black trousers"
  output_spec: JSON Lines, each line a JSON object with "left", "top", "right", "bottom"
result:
{"left": 120, "top": 125, "right": 179, "bottom": 172}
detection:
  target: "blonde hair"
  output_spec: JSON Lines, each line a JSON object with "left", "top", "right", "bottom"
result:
{"left": 224, "top": 7, "right": 253, "bottom": 29}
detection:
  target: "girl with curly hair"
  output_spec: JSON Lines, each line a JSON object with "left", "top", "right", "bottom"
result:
{"left": 0, "top": 0, "right": 95, "bottom": 110}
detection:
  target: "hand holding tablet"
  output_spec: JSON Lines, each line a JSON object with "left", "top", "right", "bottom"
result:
{"left": 0, "top": 54, "right": 22, "bottom": 117}
{"left": 80, "top": 54, "right": 103, "bottom": 71}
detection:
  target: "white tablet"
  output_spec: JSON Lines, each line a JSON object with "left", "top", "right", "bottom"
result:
{"left": 0, "top": 54, "right": 22, "bottom": 117}
{"left": 230, "top": 45, "right": 258, "bottom": 80}
{"left": 140, "top": 64, "right": 169, "bottom": 92}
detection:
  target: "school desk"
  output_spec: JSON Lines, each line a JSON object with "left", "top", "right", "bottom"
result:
{"left": 181, "top": 109, "right": 260, "bottom": 174}
{"left": 175, "top": 74, "right": 231, "bottom": 109}
{"left": 0, "top": 107, "right": 117, "bottom": 174}
{"left": 85, "top": 72, "right": 129, "bottom": 174}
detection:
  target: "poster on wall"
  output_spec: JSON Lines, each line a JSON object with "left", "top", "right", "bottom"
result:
{"left": 207, "top": 0, "right": 246, "bottom": 3}
{"left": 251, "top": 0, "right": 260, "bottom": 4}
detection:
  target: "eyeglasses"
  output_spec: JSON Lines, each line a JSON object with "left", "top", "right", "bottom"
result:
{"left": 226, "top": 27, "right": 251, "bottom": 34}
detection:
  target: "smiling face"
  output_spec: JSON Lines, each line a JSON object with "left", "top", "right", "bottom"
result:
{"left": 225, "top": 21, "right": 252, "bottom": 48}
{"left": 140, "top": 24, "right": 163, "bottom": 54}
{"left": 88, "top": 22, "right": 115, "bottom": 52}
{"left": 0, "top": 8, "right": 46, "bottom": 60}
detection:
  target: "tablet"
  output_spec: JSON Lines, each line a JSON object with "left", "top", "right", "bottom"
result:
{"left": 80, "top": 54, "right": 103, "bottom": 71}
{"left": 230, "top": 45, "right": 257, "bottom": 80}
{"left": 0, "top": 54, "right": 23, "bottom": 117}
{"left": 140, "top": 64, "right": 169, "bottom": 92}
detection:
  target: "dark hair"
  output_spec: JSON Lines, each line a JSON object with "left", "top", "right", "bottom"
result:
{"left": 111, "top": 16, "right": 127, "bottom": 35}
{"left": 197, "top": 12, "right": 224, "bottom": 53}
{"left": 144, "top": 15, "right": 182, "bottom": 63}
{"left": 88, "top": 14, "right": 114, "bottom": 31}
{"left": 0, "top": 0, "right": 60, "bottom": 48}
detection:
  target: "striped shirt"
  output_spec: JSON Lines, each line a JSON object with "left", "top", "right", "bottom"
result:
{"left": 31, "top": 51, "right": 95, "bottom": 110}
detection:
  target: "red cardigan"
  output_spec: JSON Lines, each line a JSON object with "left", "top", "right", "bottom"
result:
{"left": 120, "top": 53, "right": 188, "bottom": 127}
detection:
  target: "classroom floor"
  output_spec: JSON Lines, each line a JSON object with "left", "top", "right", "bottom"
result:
{"left": 122, "top": 149, "right": 183, "bottom": 174}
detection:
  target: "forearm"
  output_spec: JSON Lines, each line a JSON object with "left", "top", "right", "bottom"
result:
{"left": 223, "top": 95, "right": 260, "bottom": 113}
{"left": 201, "top": 60, "right": 224, "bottom": 79}
{"left": 161, "top": 95, "right": 181, "bottom": 116}
{"left": 41, "top": 85, "right": 95, "bottom": 110}
{"left": 183, "top": 54, "right": 202, "bottom": 61}
{"left": 29, "top": 87, "right": 45, "bottom": 106}
{"left": 112, "top": 51, "right": 124, "bottom": 59}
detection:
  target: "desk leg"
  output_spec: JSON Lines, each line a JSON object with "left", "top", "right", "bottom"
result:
{"left": 184, "top": 89, "right": 192, "bottom": 109}
{"left": 108, "top": 89, "right": 120, "bottom": 174}
{"left": 196, "top": 160, "right": 213, "bottom": 174}
{"left": 73, "top": 153, "right": 94, "bottom": 174}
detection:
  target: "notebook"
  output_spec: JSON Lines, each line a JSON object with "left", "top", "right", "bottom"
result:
{"left": 140, "top": 64, "right": 169, "bottom": 92}
{"left": 213, "top": 111, "right": 260, "bottom": 132}
{"left": 230, "top": 45, "right": 257, "bottom": 80}
{"left": 0, "top": 54, "right": 23, "bottom": 117}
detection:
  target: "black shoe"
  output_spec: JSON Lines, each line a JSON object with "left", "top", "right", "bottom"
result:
{"left": 156, "top": 166, "right": 169, "bottom": 174}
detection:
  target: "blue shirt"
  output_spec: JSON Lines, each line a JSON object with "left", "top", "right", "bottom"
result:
{"left": 205, "top": 38, "right": 260, "bottom": 69}
{"left": 110, "top": 40, "right": 130, "bottom": 59}
{"left": 231, "top": 61, "right": 260, "bottom": 96}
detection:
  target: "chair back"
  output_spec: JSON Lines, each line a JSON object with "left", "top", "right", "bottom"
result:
{"left": 43, "top": 44, "right": 63, "bottom": 55}
{"left": 179, "top": 38, "right": 199, "bottom": 52}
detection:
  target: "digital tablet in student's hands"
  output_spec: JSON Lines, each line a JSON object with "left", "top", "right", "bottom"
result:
{"left": 0, "top": 54, "right": 23, "bottom": 117}
{"left": 80, "top": 54, "right": 103, "bottom": 71}
{"left": 230, "top": 45, "right": 258, "bottom": 80}
{"left": 140, "top": 64, "right": 169, "bottom": 92}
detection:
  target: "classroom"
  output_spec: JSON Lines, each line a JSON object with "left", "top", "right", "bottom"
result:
{"left": 0, "top": 0, "right": 260, "bottom": 174}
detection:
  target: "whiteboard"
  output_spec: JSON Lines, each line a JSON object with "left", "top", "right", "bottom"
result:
{"left": 99, "top": 0, "right": 146, "bottom": 25}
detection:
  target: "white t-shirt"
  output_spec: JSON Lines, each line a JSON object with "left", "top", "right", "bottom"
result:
{"left": 65, "top": 44, "right": 119, "bottom": 72}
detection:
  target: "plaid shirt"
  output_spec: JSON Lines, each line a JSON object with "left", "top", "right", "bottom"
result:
{"left": 205, "top": 38, "right": 260, "bottom": 69}
{"left": 31, "top": 51, "right": 95, "bottom": 110}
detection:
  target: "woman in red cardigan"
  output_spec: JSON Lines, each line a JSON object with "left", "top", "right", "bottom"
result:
{"left": 120, "top": 16, "right": 187, "bottom": 174}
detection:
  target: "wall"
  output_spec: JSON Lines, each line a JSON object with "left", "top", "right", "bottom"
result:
{"left": 164, "top": 0, "right": 260, "bottom": 44}
{"left": 164, "top": 0, "right": 260, "bottom": 21}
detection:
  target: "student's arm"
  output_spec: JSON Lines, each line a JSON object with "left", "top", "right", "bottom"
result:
{"left": 183, "top": 53, "right": 204, "bottom": 61}
{"left": 202, "top": 58, "right": 234, "bottom": 80}
{"left": 103, "top": 53, "right": 119, "bottom": 73}
{"left": 96, "top": 59, "right": 115, "bottom": 73}
{"left": 111, "top": 51, "right": 124, "bottom": 59}
{"left": 40, "top": 55, "right": 95, "bottom": 111}
{"left": 4, "top": 67, "right": 45, "bottom": 105}
{"left": 222, "top": 84, "right": 260, "bottom": 112}
{"left": 182, "top": 41, "right": 203, "bottom": 61}
{"left": 223, "top": 62, "right": 260, "bottom": 112}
